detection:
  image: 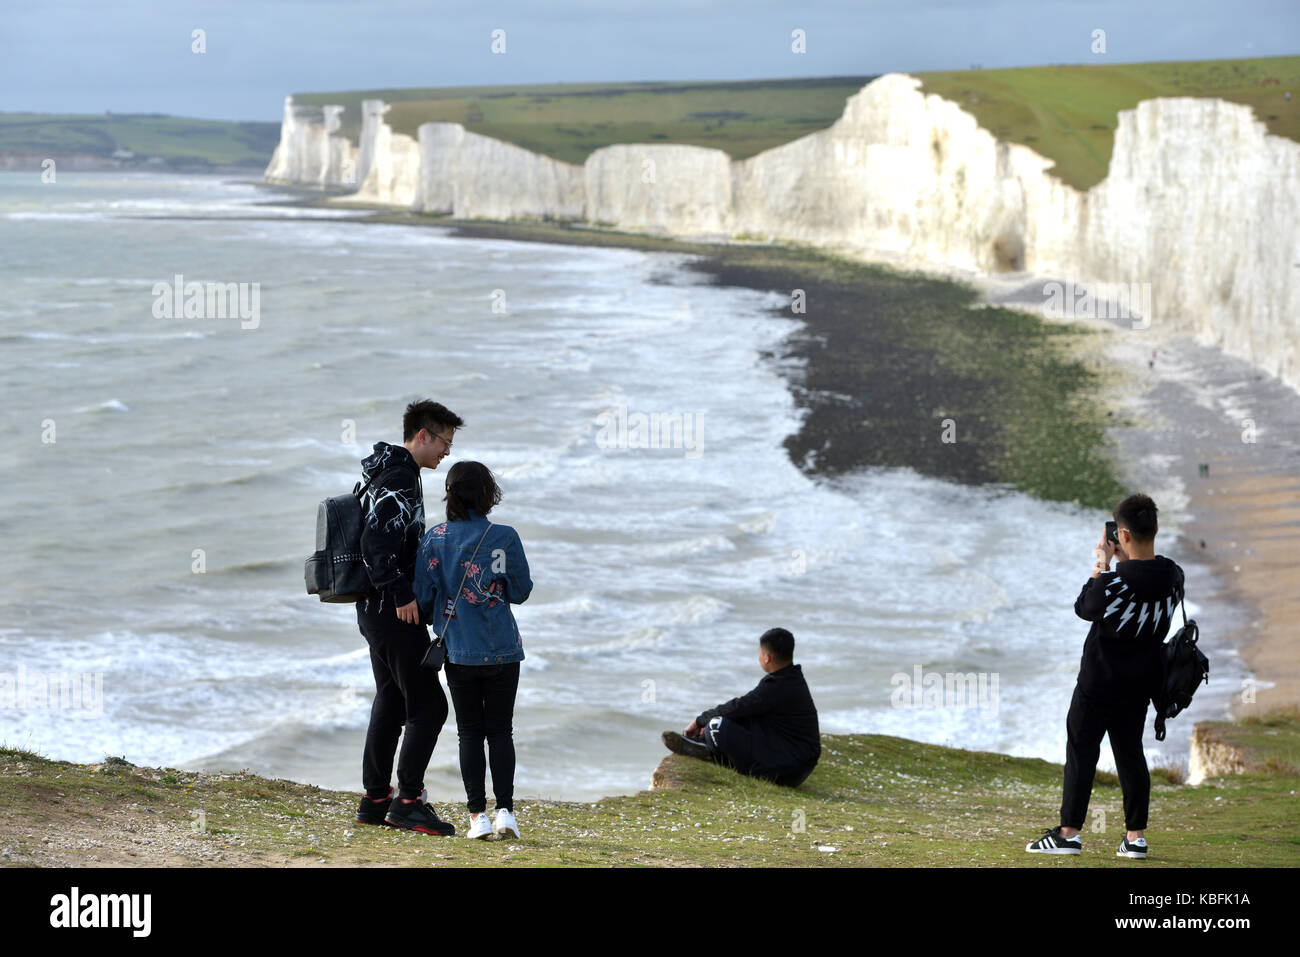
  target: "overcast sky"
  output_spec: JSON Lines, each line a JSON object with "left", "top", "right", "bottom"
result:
{"left": 2, "top": 0, "right": 1296, "bottom": 121}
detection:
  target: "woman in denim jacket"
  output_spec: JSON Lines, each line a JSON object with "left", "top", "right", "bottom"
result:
{"left": 414, "top": 461, "right": 532, "bottom": 840}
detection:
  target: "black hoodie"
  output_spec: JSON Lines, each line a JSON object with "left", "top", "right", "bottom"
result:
{"left": 357, "top": 441, "right": 424, "bottom": 615}
{"left": 695, "top": 664, "right": 821, "bottom": 772}
{"left": 1073, "top": 555, "right": 1185, "bottom": 700}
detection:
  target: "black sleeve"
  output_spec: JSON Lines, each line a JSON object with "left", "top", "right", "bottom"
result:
{"left": 696, "top": 678, "right": 774, "bottom": 727}
{"left": 359, "top": 468, "right": 419, "bottom": 607}
{"left": 1074, "top": 571, "right": 1117, "bottom": 622}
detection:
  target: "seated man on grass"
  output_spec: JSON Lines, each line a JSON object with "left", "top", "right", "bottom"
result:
{"left": 662, "top": 627, "right": 821, "bottom": 788}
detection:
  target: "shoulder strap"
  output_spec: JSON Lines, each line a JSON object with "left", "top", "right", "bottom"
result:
{"left": 355, "top": 469, "right": 383, "bottom": 498}
{"left": 436, "top": 523, "right": 494, "bottom": 645}
{"left": 1179, "top": 566, "right": 1187, "bottom": 627}
{"left": 1179, "top": 571, "right": 1187, "bottom": 628}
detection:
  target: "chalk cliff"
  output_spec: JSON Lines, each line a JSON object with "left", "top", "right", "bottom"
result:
{"left": 335, "top": 100, "right": 420, "bottom": 207}
{"left": 415, "top": 122, "right": 584, "bottom": 220}
{"left": 585, "top": 144, "right": 733, "bottom": 235}
{"left": 263, "top": 75, "right": 1300, "bottom": 391}
{"left": 264, "top": 96, "right": 356, "bottom": 188}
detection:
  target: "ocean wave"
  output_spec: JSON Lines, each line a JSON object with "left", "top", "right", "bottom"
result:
{"left": 72, "top": 398, "right": 130, "bottom": 413}
{"left": 645, "top": 534, "right": 737, "bottom": 559}
{"left": 660, "top": 594, "right": 732, "bottom": 626}
{"left": 558, "top": 627, "right": 665, "bottom": 657}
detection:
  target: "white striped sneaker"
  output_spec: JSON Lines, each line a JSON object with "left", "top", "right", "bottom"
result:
{"left": 494, "top": 808, "right": 520, "bottom": 840}
{"left": 1117, "top": 836, "right": 1148, "bottom": 859}
{"left": 1025, "top": 826, "right": 1082, "bottom": 855}
{"left": 466, "top": 812, "right": 494, "bottom": 840}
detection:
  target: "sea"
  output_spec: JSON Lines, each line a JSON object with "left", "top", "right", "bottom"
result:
{"left": 0, "top": 171, "right": 1244, "bottom": 801}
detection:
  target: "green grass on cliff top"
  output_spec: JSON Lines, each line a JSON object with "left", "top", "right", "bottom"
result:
{"left": 292, "top": 75, "right": 878, "bottom": 165}
{"left": 4, "top": 722, "right": 1297, "bottom": 867}
{"left": 293, "top": 55, "right": 1300, "bottom": 188}
{"left": 915, "top": 55, "right": 1300, "bottom": 189}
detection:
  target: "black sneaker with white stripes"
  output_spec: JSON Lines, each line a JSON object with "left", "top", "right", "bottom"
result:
{"left": 1117, "top": 836, "right": 1149, "bottom": 859}
{"left": 1025, "top": 826, "right": 1082, "bottom": 855}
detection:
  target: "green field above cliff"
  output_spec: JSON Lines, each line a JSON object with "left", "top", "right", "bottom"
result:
{"left": 295, "top": 55, "right": 1299, "bottom": 188}
{"left": 916, "top": 55, "right": 1300, "bottom": 189}
{"left": 0, "top": 112, "right": 280, "bottom": 167}
{"left": 292, "top": 75, "right": 878, "bottom": 165}
{"left": 4, "top": 721, "right": 1297, "bottom": 867}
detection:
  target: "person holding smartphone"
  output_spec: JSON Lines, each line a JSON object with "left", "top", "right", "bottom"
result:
{"left": 1025, "top": 493, "right": 1185, "bottom": 860}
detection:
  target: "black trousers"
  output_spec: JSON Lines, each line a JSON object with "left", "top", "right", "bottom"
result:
{"left": 703, "top": 716, "right": 816, "bottom": 788}
{"left": 1060, "top": 686, "right": 1151, "bottom": 831}
{"left": 445, "top": 661, "right": 520, "bottom": 814}
{"left": 357, "top": 604, "right": 448, "bottom": 800}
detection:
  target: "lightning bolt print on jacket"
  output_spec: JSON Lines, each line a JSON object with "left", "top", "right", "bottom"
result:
{"left": 1073, "top": 555, "right": 1186, "bottom": 699}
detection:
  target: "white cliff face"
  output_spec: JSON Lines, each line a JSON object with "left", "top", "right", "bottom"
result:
{"left": 339, "top": 101, "right": 420, "bottom": 208}
{"left": 263, "top": 96, "right": 357, "bottom": 188}
{"left": 732, "top": 74, "right": 1051, "bottom": 271}
{"left": 415, "top": 122, "right": 584, "bottom": 220}
{"left": 264, "top": 78, "right": 1300, "bottom": 391}
{"left": 734, "top": 74, "right": 1298, "bottom": 390}
{"left": 584, "top": 144, "right": 732, "bottom": 234}
{"left": 1074, "top": 97, "right": 1300, "bottom": 388}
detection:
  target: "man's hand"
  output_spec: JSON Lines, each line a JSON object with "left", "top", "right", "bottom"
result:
{"left": 396, "top": 600, "right": 421, "bottom": 625}
{"left": 684, "top": 718, "right": 702, "bottom": 740}
{"left": 1092, "top": 534, "right": 1116, "bottom": 578}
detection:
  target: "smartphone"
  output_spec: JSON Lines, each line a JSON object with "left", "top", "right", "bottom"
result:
{"left": 1105, "top": 520, "right": 1118, "bottom": 545}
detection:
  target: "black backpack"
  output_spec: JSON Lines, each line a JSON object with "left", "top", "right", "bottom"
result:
{"left": 1152, "top": 596, "right": 1209, "bottom": 741}
{"left": 304, "top": 466, "right": 394, "bottom": 603}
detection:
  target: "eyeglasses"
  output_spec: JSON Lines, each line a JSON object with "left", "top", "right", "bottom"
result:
{"left": 429, "top": 430, "right": 454, "bottom": 450}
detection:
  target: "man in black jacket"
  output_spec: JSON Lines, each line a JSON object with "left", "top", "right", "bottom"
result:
{"left": 354, "top": 399, "right": 463, "bottom": 836}
{"left": 1026, "top": 493, "right": 1185, "bottom": 860}
{"left": 662, "top": 628, "right": 821, "bottom": 787}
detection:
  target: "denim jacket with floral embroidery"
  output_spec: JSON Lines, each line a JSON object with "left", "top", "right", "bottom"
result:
{"left": 413, "top": 509, "right": 532, "bottom": 665}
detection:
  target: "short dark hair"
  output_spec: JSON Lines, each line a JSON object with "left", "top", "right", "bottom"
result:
{"left": 444, "top": 461, "right": 503, "bottom": 521}
{"left": 759, "top": 627, "right": 795, "bottom": 664}
{"left": 403, "top": 399, "right": 464, "bottom": 443}
{"left": 1114, "top": 493, "right": 1158, "bottom": 544}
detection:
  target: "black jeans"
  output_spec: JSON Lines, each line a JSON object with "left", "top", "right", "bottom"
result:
{"left": 1060, "top": 686, "right": 1151, "bottom": 831}
{"left": 445, "top": 661, "right": 520, "bottom": 813}
{"left": 357, "top": 603, "right": 448, "bottom": 800}
{"left": 703, "top": 716, "right": 816, "bottom": 788}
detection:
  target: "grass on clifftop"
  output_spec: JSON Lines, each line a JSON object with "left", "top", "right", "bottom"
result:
{"left": 293, "top": 76, "right": 877, "bottom": 165}
{"left": 3, "top": 726, "right": 1297, "bottom": 867}
{"left": 916, "top": 55, "right": 1300, "bottom": 190}
{"left": 1198, "top": 706, "right": 1300, "bottom": 776}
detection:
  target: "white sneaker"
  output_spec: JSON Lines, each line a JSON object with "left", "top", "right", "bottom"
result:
{"left": 466, "top": 812, "right": 494, "bottom": 840}
{"left": 494, "top": 808, "right": 520, "bottom": 840}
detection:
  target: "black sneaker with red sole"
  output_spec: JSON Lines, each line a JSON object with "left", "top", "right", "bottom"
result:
{"left": 385, "top": 794, "right": 456, "bottom": 836}
{"left": 356, "top": 787, "right": 395, "bottom": 826}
